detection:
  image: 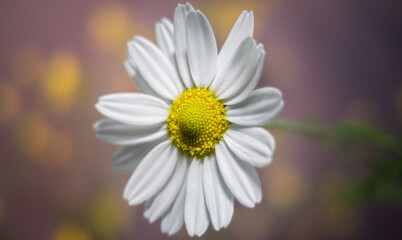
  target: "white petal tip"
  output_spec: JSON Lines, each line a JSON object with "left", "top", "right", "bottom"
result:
{"left": 94, "top": 103, "right": 103, "bottom": 114}
{"left": 276, "top": 89, "right": 283, "bottom": 98}
{"left": 128, "top": 199, "right": 141, "bottom": 206}
{"left": 92, "top": 120, "right": 100, "bottom": 130}
{"left": 147, "top": 216, "right": 157, "bottom": 223}
{"left": 247, "top": 203, "right": 256, "bottom": 208}
{"left": 211, "top": 224, "right": 221, "bottom": 231}
{"left": 144, "top": 210, "right": 150, "bottom": 218}
{"left": 254, "top": 159, "right": 273, "bottom": 168}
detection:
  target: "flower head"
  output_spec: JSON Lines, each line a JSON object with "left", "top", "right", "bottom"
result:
{"left": 95, "top": 2, "right": 283, "bottom": 237}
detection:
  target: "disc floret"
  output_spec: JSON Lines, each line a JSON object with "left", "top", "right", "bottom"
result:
{"left": 167, "top": 88, "right": 229, "bottom": 158}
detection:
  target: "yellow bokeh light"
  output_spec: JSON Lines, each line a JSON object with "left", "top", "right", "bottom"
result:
{"left": 288, "top": 174, "right": 359, "bottom": 239}
{"left": 51, "top": 222, "right": 91, "bottom": 240}
{"left": 0, "top": 82, "right": 22, "bottom": 123}
{"left": 38, "top": 129, "right": 73, "bottom": 168}
{"left": 14, "top": 113, "right": 50, "bottom": 158}
{"left": 11, "top": 46, "right": 45, "bottom": 86}
{"left": 265, "top": 163, "right": 307, "bottom": 212}
{"left": 41, "top": 52, "right": 81, "bottom": 114}
{"left": 318, "top": 173, "right": 357, "bottom": 236}
{"left": 88, "top": 3, "right": 134, "bottom": 54}
{"left": 15, "top": 113, "right": 73, "bottom": 168}
{"left": 205, "top": 0, "right": 281, "bottom": 42}
{"left": 88, "top": 192, "right": 126, "bottom": 238}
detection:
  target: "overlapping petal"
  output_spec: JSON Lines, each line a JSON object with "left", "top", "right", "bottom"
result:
{"left": 174, "top": 3, "right": 194, "bottom": 88}
{"left": 111, "top": 146, "right": 143, "bottom": 173}
{"left": 217, "top": 10, "right": 254, "bottom": 70}
{"left": 224, "top": 127, "right": 275, "bottom": 167}
{"left": 94, "top": 118, "right": 167, "bottom": 145}
{"left": 144, "top": 156, "right": 187, "bottom": 223}
{"left": 226, "top": 87, "right": 284, "bottom": 126}
{"left": 161, "top": 176, "right": 187, "bottom": 235}
{"left": 124, "top": 60, "right": 161, "bottom": 99}
{"left": 127, "top": 36, "right": 183, "bottom": 100}
{"left": 155, "top": 18, "right": 175, "bottom": 64}
{"left": 112, "top": 131, "right": 168, "bottom": 173}
{"left": 185, "top": 159, "right": 210, "bottom": 237}
{"left": 224, "top": 44, "right": 265, "bottom": 105}
{"left": 203, "top": 155, "right": 234, "bottom": 230}
{"left": 211, "top": 37, "right": 260, "bottom": 100}
{"left": 111, "top": 136, "right": 165, "bottom": 173}
{"left": 216, "top": 142, "right": 262, "bottom": 208}
{"left": 95, "top": 93, "right": 169, "bottom": 126}
{"left": 94, "top": 118, "right": 168, "bottom": 173}
{"left": 123, "top": 141, "right": 179, "bottom": 205}
{"left": 186, "top": 10, "right": 217, "bottom": 87}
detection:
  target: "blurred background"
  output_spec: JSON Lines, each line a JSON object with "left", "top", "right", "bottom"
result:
{"left": 0, "top": 0, "right": 401, "bottom": 239}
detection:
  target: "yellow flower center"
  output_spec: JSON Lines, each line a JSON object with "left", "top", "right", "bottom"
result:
{"left": 167, "top": 88, "right": 229, "bottom": 158}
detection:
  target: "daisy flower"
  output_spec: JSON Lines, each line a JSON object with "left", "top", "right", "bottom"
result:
{"left": 94, "top": 2, "right": 283, "bottom": 237}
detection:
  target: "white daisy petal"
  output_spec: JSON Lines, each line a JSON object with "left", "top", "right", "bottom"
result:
{"left": 144, "top": 156, "right": 188, "bottom": 223}
{"left": 111, "top": 136, "right": 164, "bottom": 173}
{"left": 111, "top": 146, "right": 142, "bottom": 173}
{"left": 124, "top": 58, "right": 136, "bottom": 78}
{"left": 211, "top": 37, "right": 259, "bottom": 98}
{"left": 215, "top": 141, "right": 262, "bottom": 208}
{"left": 94, "top": 118, "right": 167, "bottom": 146}
{"left": 124, "top": 59, "right": 161, "bottom": 99}
{"left": 155, "top": 18, "right": 175, "bottom": 64}
{"left": 174, "top": 3, "right": 194, "bottom": 88}
{"left": 127, "top": 36, "right": 183, "bottom": 100}
{"left": 161, "top": 175, "right": 187, "bottom": 236}
{"left": 185, "top": 159, "right": 210, "bottom": 237}
{"left": 123, "top": 141, "right": 178, "bottom": 205}
{"left": 95, "top": 93, "right": 169, "bottom": 126}
{"left": 226, "top": 87, "right": 284, "bottom": 127}
{"left": 203, "top": 155, "right": 234, "bottom": 230}
{"left": 144, "top": 197, "right": 154, "bottom": 219}
{"left": 186, "top": 10, "right": 218, "bottom": 87}
{"left": 217, "top": 11, "right": 254, "bottom": 70}
{"left": 224, "top": 127, "right": 275, "bottom": 167}
{"left": 224, "top": 44, "right": 265, "bottom": 106}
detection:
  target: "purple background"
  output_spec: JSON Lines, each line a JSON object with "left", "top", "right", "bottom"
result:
{"left": 0, "top": 0, "right": 401, "bottom": 239}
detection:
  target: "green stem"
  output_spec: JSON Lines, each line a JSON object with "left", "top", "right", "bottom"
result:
{"left": 266, "top": 120, "right": 402, "bottom": 157}
{"left": 266, "top": 120, "right": 329, "bottom": 137}
{"left": 267, "top": 120, "right": 402, "bottom": 205}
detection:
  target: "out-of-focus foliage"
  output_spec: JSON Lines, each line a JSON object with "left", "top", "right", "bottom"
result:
{"left": 267, "top": 120, "right": 402, "bottom": 206}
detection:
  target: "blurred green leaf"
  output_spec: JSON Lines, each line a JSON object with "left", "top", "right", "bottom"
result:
{"left": 266, "top": 119, "right": 402, "bottom": 207}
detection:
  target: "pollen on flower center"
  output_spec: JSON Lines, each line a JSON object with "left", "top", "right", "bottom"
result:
{"left": 167, "top": 88, "right": 229, "bottom": 158}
